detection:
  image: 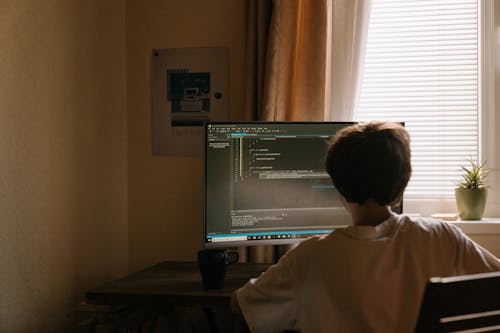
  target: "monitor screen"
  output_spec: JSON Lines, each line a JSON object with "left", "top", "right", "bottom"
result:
{"left": 203, "top": 122, "right": 402, "bottom": 248}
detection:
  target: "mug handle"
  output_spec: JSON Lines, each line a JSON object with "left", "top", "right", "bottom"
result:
{"left": 227, "top": 251, "right": 239, "bottom": 264}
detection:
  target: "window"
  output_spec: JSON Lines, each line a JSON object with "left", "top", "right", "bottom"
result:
{"left": 357, "top": 0, "right": 481, "bottom": 199}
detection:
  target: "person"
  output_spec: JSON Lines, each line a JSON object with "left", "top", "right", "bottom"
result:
{"left": 231, "top": 122, "right": 500, "bottom": 333}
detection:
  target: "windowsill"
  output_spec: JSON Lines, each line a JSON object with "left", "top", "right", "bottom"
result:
{"left": 448, "top": 219, "right": 500, "bottom": 235}
{"left": 404, "top": 200, "right": 500, "bottom": 235}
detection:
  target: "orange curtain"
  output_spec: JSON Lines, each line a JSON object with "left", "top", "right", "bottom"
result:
{"left": 261, "top": 0, "right": 329, "bottom": 121}
{"left": 247, "top": 0, "right": 371, "bottom": 122}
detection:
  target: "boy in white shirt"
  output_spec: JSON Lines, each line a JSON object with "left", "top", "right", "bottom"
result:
{"left": 232, "top": 122, "right": 500, "bottom": 333}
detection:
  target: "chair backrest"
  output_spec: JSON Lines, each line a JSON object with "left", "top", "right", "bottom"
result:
{"left": 414, "top": 271, "right": 500, "bottom": 333}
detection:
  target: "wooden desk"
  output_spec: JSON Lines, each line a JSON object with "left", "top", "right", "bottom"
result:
{"left": 82, "top": 261, "right": 269, "bottom": 332}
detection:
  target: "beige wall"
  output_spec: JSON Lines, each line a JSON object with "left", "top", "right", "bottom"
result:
{"left": 127, "top": 0, "right": 246, "bottom": 271}
{"left": 0, "top": 0, "right": 128, "bottom": 331}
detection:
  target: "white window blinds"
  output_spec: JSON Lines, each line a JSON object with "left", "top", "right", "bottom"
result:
{"left": 357, "top": 0, "right": 480, "bottom": 199}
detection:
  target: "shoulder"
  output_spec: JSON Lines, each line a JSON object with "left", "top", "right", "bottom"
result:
{"left": 399, "top": 214, "right": 457, "bottom": 229}
{"left": 396, "top": 214, "right": 465, "bottom": 240}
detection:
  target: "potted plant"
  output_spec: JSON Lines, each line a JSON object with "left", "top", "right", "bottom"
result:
{"left": 455, "top": 160, "right": 489, "bottom": 220}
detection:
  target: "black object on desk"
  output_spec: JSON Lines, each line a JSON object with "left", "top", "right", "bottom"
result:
{"left": 198, "top": 249, "right": 240, "bottom": 290}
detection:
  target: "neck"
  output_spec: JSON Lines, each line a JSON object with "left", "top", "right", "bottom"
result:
{"left": 344, "top": 199, "right": 392, "bottom": 226}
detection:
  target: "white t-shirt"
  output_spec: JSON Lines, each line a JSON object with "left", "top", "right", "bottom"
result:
{"left": 236, "top": 214, "right": 500, "bottom": 333}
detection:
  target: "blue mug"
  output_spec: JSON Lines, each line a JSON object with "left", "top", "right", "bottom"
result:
{"left": 197, "top": 249, "right": 239, "bottom": 289}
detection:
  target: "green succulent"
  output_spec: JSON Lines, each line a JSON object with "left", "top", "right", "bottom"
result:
{"left": 457, "top": 159, "right": 489, "bottom": 189}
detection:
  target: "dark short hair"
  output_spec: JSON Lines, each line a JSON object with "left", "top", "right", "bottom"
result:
{"left": 325, "top": 122, "right": 412, "bottom": 206}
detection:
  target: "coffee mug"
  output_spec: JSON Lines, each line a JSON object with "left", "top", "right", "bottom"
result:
{"left": 197, "top": 249, "right": 239, "bottom": 289}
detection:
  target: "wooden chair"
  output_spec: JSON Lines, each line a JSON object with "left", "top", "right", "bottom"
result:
{"left": 414, "top": 271, "right": 500, "bottom": 333}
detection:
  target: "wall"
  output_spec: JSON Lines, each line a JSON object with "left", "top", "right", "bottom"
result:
{"left": 494, "top": 0, "right": 500, "bottom": 214}
{"left": 0, "top": 0, "right": 128, "bottom": 331}
{"left": 127, "top": 0, "right": 246, "bottom": 271}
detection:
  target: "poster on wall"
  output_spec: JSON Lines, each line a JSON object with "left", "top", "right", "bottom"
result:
{"left": 151, "top": 47, "right": 229, "bottom": 156}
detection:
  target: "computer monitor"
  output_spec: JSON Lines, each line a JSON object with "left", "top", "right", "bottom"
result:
{"left": 203, "top": 122, "right": 402, "bottom": 248}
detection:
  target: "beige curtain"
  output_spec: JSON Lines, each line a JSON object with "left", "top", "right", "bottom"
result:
{"left": 325, "top": 0, "right": 371, "bottom": 121}
{"left": 241, "top": 0, "right": 371, "bottom": 263}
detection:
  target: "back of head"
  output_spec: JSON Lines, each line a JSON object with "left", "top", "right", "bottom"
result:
{"left": 325, "top": 122, "right": 412, "bottom": 206}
